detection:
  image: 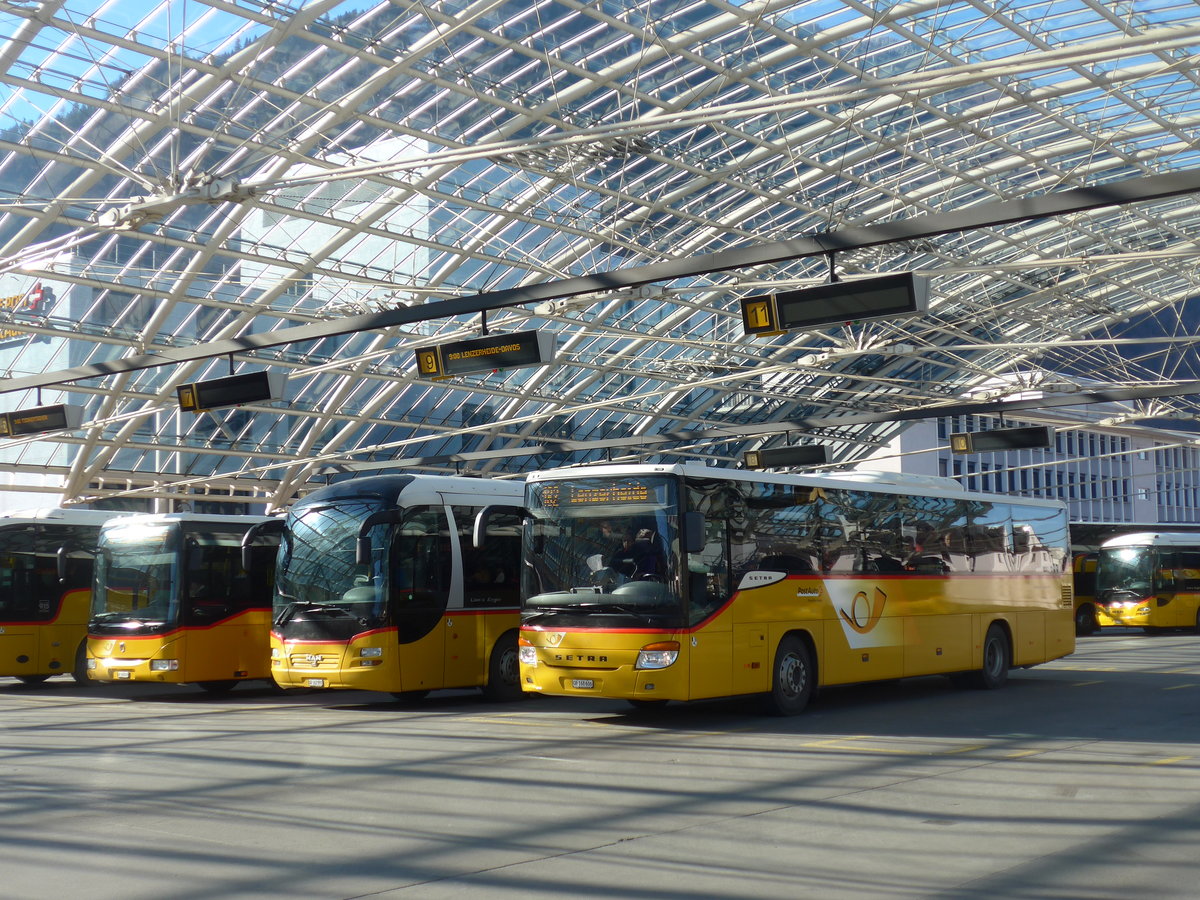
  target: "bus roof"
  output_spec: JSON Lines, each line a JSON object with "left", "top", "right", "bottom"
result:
{"left": 1100, "top": 531, "right": 1200, "bottom": 549}
{"left": 525, "top": 462, "right": 1066, "bottom": 509}
{"left": 98, "top": 512, "right": 277, "bottom": 531}
{"left": 292, "top": 473, "right": 524, "bottom": 510}
{"left": 0, "top": 507, "right": 132, "bottom": 527}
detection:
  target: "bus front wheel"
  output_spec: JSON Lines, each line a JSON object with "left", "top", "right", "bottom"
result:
{"left": 766, "top": 634, "right": 814, "bottom": 716}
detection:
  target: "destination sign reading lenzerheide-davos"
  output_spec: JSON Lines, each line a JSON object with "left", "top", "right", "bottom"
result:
{"left": 413, "top": 330, "right": 555, "bottom": 378}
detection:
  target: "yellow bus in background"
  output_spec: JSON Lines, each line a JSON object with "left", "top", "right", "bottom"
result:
{"left": 0, "top": 508, "right": 129, "bottom": 685}
{"left": 267, "top": 474, "right": 525, "bottom": 702}
{"left": 517, "top": 464, "right": 1075, "bottom": 715}
{"left": 1094, "top": 531, "right": 1200, "bottom": 632}
{"left": 87, "top": 513, "right": 280, "bottom": 692}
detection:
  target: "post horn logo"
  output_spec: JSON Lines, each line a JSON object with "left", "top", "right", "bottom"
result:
{"left": 839, "top": 586, "right": 887, "bottom": 634}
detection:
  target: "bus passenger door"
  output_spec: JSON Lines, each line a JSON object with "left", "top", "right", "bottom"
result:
{"left": 688, "top": 513, "right": 733, "bottom": 699}
{"left": 445, "top": 505, "right": 522, "bottom": 689}
{"left": 391, "top": 507, "right": 452, "bottom": 692}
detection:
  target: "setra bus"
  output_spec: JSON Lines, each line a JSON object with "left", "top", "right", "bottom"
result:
{"left": 0, "top": 508, "right": 130, "bottom": 685}
{"left": 517, "top": 463, "right": 1075, "bottom": 715}
{"left": 266, "top": 473, "right": 525, "bottom": 701}
{"left": 87, "top": 513, "right": 280, "bottom": 691}
{"left": 1093, "top": 531, "right": 1200, "bottom": 632}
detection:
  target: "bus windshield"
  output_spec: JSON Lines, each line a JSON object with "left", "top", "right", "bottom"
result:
{"left": 523, "top": 475, "right": 683, "bottom": 626}
{"left": 1096, "top": 546, "right": 1155, "bottom": 600}
{"left": 92, "top": 521, "right": 179, "bottom": 632}
{"left": 275, "top": 497, "right": 389, "bottom": 630}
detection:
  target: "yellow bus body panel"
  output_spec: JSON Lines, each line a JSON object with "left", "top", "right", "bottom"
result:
{"left": 0, "top": 587, "right": 91, "bottom": 679}
{"left": 521, "top": 572, "right": 1075, "bottom": 703}
{"left": 271, "top": 610, "right": 518, "bottom": 693}
{"left": 88, "top": 608, "right": 272, "bottom": 684}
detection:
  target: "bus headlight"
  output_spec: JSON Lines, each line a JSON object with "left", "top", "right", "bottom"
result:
{"left": 149, "top": 659, "right": 179, "bottom": 671}
{"left": 518, "top": 638, "right": 537, "bottom": 667}
{"left": 636, "top": 641, "right": 680, "bottom": 669}
{"left": 86, "top": 658, "right": 96, "bottom": 670}
{"left": 360, "top": 647, "right": 383, "bottom": 658}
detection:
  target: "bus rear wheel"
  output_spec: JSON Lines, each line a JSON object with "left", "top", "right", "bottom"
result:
{"left": 766, "top": 634, "right": 814, "bottom": 716}
{"left": 972, "top": 624, "right": 1010, "bottom": 690}
{"left": 1074, "top": 604, "right": 1098, "bottom": 636}
{"left": 481, "top": 631, "right": 523, "bottom": 702}
{"left": 71, "top": 641, "right": 91, "bottom": 685}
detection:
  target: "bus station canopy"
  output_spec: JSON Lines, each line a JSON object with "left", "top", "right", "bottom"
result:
{"left": 2, "top": 0, "right": 1200, "bottom": 509}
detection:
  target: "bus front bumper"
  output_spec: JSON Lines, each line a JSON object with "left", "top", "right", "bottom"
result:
{"left": 518, "top": 629, "right": 689, "bottom": 700}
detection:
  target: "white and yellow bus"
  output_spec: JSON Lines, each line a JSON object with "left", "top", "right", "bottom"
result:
{"left": 0, "top": 508, "right": 129, "bottom": 685}
{"left": 517, "top": 463, "right": 1075, "bottom": 715}
{"left": 267, "top": 473, "right": 525, "bottom": 702}
{"left": 87, "top": 513, "right": 280, "bottom": 691}
{"left": 1093, "top": 531, "right": 1200, "bottom": 632}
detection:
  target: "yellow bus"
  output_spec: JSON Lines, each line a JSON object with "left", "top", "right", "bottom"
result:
{"left": 517, "top": 463, "right": 1075, "bottom": 715}
{"left": 87, "top": 513, "right": 280, "bottom": 692}
{"left": 0, "top": 508, "right": 130, "bottom": 685}
{"left": 1093, "top": 531, "right": 1200, "bottom": 632}
{"left": 267, "top": 473, "right": 525, "bottom": 702}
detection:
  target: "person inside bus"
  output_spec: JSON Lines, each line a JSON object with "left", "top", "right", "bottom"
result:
{"left": 604, "top": 523, "right": 639, "bottom": 576}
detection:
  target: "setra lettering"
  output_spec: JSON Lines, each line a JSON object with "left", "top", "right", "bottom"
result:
{"left": 554, "top": 653, "right": 608, "bottom": 663}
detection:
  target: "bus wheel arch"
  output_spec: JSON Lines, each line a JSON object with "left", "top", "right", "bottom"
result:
{"left": 765, "top": 631, "right": 816, "bottom": 716}
{"left": 481, "top": 629, "right": 523, "bottom": 702}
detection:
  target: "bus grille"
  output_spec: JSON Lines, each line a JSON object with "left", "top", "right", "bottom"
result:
{"left": 288, "top": 652, "right": 339, "bottom": 670}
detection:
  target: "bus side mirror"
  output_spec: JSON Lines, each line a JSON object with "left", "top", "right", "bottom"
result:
{"left": 356, "top": 535, "right": 371, "bottom": 566}
{"left": 57, "top": 546, "right": 67, "bottom": 583}
{"left": 683, "top": 511, "right": 705, "bottom": 554}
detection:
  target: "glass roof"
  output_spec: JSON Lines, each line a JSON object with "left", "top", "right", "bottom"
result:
{"left": 2, "top": 0, "right": 1200, "bottom": 510}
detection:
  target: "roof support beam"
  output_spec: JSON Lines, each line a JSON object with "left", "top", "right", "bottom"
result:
{"left": 6, "top": 168, "right": 1200, "bottom": 395}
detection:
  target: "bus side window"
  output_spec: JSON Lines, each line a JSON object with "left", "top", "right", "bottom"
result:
{"left": 1178, "top": 552, "right": 1200, "bottom": 591}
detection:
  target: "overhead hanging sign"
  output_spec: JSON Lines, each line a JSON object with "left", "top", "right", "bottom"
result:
{"left": 949, "top": 426, "right": 1053, "bottom": 454}
{"left": 414, "top": 330, "right": 555, "bottom": 379}
{"left": 177, "top": 371, "right": 285, "bottom": 412}
{"left": 0, "top": 403, "right": 84, "bottom": 438}
{"left": 742, "top": 272, "right": 929, "bottom": 335}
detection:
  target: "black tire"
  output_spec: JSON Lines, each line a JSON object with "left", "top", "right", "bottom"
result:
{"left": 390, "top": 690, "right": 430, "bottom": 705}
{"left": 766, "top": 634, "right": 814, "bottom": 716}
{"left": 972, "top": 624, "right": 1010, "bottom": 690}
{"left": 481, "top": 631, "right": 523, "bottom": 702}
{"left": 1074, "top": 604, "right": 1098, "bottom": 636}
{"left": 197, "top": 680, "right": 238, "bottom": 694}
{"left": 71, "top": 641, "right": 92, "bottom": 685}
{"left": 16, "top": 674, "right": 51, "bottom": 685}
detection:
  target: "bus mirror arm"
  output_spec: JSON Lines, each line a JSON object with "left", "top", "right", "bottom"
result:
{"left": 473, "top": 505, "right": 529, "bottom": 548}
{"left": 241, "top": 518, "right": 285, "bottom": 570}
{"left": 56, "top": 545, "right": 67, "bottom": 583}
{"left": 355, "top": 509, "right": 405, "bottom": 565}
{"left": 683, "top": 511, "right": 705, "bottom": 554}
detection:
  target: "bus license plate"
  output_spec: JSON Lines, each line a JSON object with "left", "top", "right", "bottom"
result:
{"left": 306, "top": 678, "right": 326, "bottom": 688}
{"left": 571, "top": 679, "right": 595, "bottom": 690}
{"left": 116, "top": 671, "right": 131, "bottom": 680}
